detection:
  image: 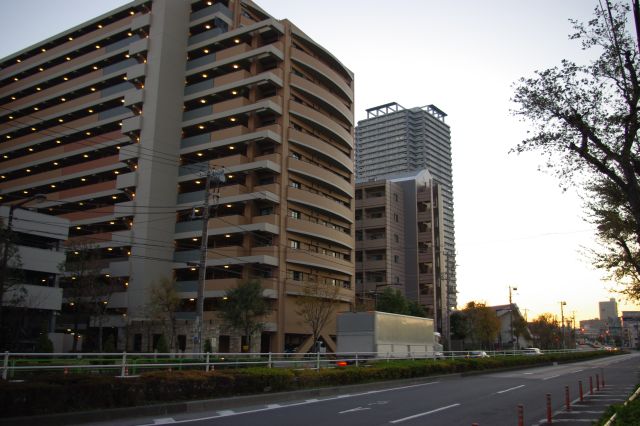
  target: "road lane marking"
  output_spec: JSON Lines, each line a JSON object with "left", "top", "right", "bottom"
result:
{"left": 496, "top": 385, "right": 525, "bottom": 394}
{"left": 153, "top": 419, "right": 175, "bottom": 424}
{"left": 339, "top": 406, "right": 371, "bottom": 414}
{"left": 389, "top": 403, "right": 461, "bottom": 423}
{"left": 543, "top": 374, "right": 561, "bottom": 380}
{"left": 137, "top": 381, "right": 440, "bottom": 425}
{"left": 266, "top": 404, "right": 281, "bottom": 408}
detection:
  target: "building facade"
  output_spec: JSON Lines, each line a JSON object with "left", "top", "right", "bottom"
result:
{"left": 355, "top": 169, "right": 448, "bottom": 336}
{"left": 0, "top": 205, "right": 69, "bottom": 351}
{"left": 0, "top": 0, "right": 355, "bottom": 353}
{"left": 621, "top": 311, "right": 640, "bottom": 349}
{"left": 355, "top": 102, "right": 456, "bottom": 309}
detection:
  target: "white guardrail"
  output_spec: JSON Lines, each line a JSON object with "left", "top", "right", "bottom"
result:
{"left": 1, "top": 348, "right": 600, "bottom": 380}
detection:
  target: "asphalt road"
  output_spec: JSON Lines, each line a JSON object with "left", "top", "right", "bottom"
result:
{"left": 83, "top": 352, "right": 640, "bottom": 426}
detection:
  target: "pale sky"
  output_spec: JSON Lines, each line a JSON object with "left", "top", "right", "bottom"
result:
{"left": 1, "top": 0, "right": 638, "bottom": 322}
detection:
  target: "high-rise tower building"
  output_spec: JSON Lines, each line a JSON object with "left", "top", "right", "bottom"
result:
{"left": 355, "top": 102, "right": 456, "bottom": 309}
{"left": 0, "top": 0, "right": 355, "bottom": 353}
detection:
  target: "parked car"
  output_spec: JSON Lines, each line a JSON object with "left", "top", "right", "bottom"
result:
{"left": 522, "top": 347, "right": 542, "bottom": 355}
{"left": 467, "top": 351, "right": 489, "bottom": 358}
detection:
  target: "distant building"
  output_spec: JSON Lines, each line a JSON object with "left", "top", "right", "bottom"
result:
{"left": 580, "top": 318, "right": 607, "bottom": 343}
{"left": 1, "top": 205, "right": 69, "bottom": 351}
{"left": 599, "top": 298, "right": 619, "bottom": 324}
{"left": 621, "top": 311, "right": 640, "bottom": 348}
{"left": 355, "top": 169, "right": 448, "bottom": 338}
{"left": 355, "top": 102, "right": 456, "bottom": 310}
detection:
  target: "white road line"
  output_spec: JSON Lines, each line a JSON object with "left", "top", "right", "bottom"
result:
{"left": 136, "top": 381, "right": 441, "bottom": 425}
{"left": 153, "top": 419, "right": 175, "bottom": 424}
{"left": 496, "top": 385, "right": 525, "bottom": 394}
{"left": 339, "top": 406, "right": 371, "bottom": 414}
{"left": 543, "top": 374, "right": 561, "bottom": 380}
{"left": 389, "top": 403, "right": 460, "bottom": 424}
{"left": 266, "top": 404, "right": 281, "bottom": 408}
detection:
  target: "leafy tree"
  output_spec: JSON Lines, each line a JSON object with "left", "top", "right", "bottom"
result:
{"left": 35, "top": 333, "right": 54, "bottom": 353}
{"left": 529, "top": 313, "right": 561, "bottom": 349}
{"left": 221, "top": 279, "right": 268, "bottom": 352}
{"left": 407, "top": 300, "right": 427, "bottom": 318}
{"left": 376, "top": 287, "right": 409, "bottom": 314}
{"left": 463, "top": 301, "right": 500, "bottom": 349}
{"left": 512, "top": 1, "right": 640, "bottom": 300}
{"left": 296, "top": 280, "right": 341, "bottom": 351}
{"left": 146, "top": 277, "right": 180, "bottom": 352}
{"left": 449, "top": 310, "right": 469, "bottom": 341}
{"left": 155, "top": 334, "right": 169, "bottom": 353}
{"left": 374, "top": 287, "right": 428, "bottom": 318}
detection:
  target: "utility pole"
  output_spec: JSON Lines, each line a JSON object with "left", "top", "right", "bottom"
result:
{"left": 559, "top": 301, "right": 567, "bottom": 350}
{"left": 194, "top": 168, "right": 225, "bottom": 354}
{"left": 509, "top": 285, "right": 518, "bottom": 351}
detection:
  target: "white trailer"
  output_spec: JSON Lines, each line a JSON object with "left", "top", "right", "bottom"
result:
{"left": 336, "top": 311, "right": 436, "bottom": 357}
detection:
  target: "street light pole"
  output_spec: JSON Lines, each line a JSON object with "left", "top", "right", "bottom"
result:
{"left": 509, "top": 285, "right": 518, "bottom": 351}
{"left": 559, "top": 301, "right": 567, "bottom": 350}
{"left": 0, "top": 195, "right": 46, "bottom": 348}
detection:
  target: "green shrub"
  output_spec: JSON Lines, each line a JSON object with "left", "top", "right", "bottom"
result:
{"left": 35, "top": 334, "right": 53, "bottom": 353}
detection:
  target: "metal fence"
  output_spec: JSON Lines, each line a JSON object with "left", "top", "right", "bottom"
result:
{"left": 1, "top": 348, "right": 600, "bottom": 380}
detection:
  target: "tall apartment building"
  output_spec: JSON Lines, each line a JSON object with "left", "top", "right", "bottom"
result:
{"left": 0, "top": 0, "right": 355, "bottom": 353}
{"left": 355, "top": 169, "right": 448, "bottom": 336}
{"left": 355, "top": 102, "right": 456, "bottom": 309}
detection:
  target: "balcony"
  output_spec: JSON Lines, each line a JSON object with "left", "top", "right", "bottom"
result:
{"left": 286, "top": 248, "right": 352, "bottom": 274}
{"left": 287, "top": 186, "right": 352, "bottom": 223}
{"left": 289, "top": 101, "right": 352, "bottom": 149}
{"left": 288, "top": 157, "right": 352, "bottom": 197}
{"left": 288, "top": 128, "right": 352, "bottom": 174}
{"left": 286, "top": 216, "right": 352, "bottom": 249}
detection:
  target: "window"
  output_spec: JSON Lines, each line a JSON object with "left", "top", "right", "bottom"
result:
{"left": 290, "top": 210, "right": 301, "bottom": 219}
{"left": 394, "top": 234, "right": 399, "bottom": 243}
{"left": 292, "top": 270, "right": 303, "bottom": 281}
{"left": 394, "top": 213, "right": 399, "bottom": 222}
{"left": 290, "top": 240, "right": 300, "bottom": 249}
{"left": 291, "top": 151, "right": 301, "bottom": 160}
{"left": 259, "top": 207, "right": 273, "bottom": 216}
{"left": 394, "top": 255, "right": 400, "bottom": 263}
{"left": 290, "top": 181, "right": 301, "bottom": 189}
{"left": 394, "top": 193, "right": 399, "bottom": 202}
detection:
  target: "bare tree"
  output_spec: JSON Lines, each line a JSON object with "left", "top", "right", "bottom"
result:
{"left": 296, "top": 280, "right": 341, "bottom": 351}
{"left": 146, "top": 276, "right": 180, "bottom": 352}
{"left": 60, "top": 239, "right": 107, "bottom": 352}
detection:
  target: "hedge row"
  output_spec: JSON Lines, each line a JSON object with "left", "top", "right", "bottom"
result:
{"left": 0, "top": 351, "right": 618, "bottom": 418}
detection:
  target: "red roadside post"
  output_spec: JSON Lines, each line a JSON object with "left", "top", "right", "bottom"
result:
{"left": 596, "top": 374, "right": 600, "bottom": 391}
{"left": 565, "top": 386, "right": 570, "bottom": 411}
{"left": 517, "top": 404, "right": 524, "bottom": 426}
{"left": 546, "top": 393, "right": 552, "bottom": 424}
{"left": 579, "top": 380, "right": 583, "bottom": 402}
{"left": 589, "top": 376, "right": 593, "bottom": 394}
